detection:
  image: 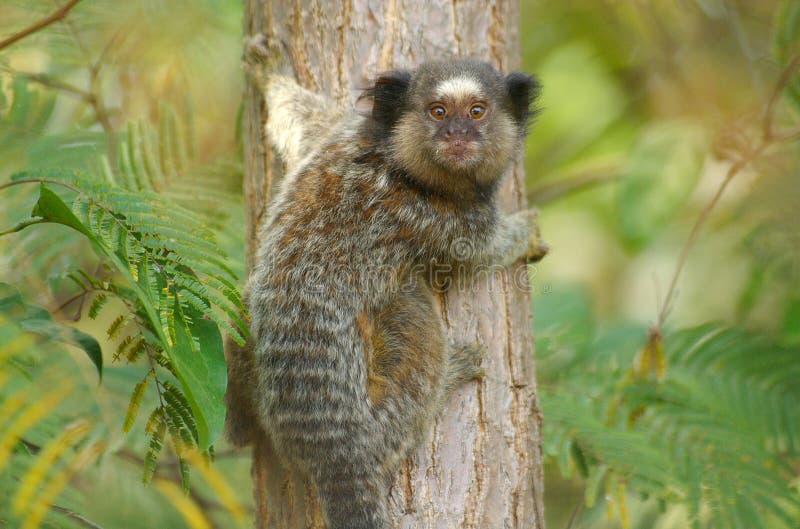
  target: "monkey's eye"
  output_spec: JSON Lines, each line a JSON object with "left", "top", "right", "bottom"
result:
{"left": 429, "top": 105, "right": 447, "bottom": 120}
{"left": 469, "top": 105, "right": 486, "bottom": 119}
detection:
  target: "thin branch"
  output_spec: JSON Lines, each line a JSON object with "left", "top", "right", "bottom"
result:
{"left": 93, "top": 29, "right": 126, "bottom": 74}
{"left": 0, "top": 66, "right": 91, "bottom": 100}
{"left": 657, "top": 150, "right": 761, "bottom": 325}
{"left": 54, "top": 290, "right": 91, "bottom": 322}
{"left": 656, "top": 54, "right": 800, "bottom": 326}
{"left": 0, "top": 177, "right": 81, "bottom": 193}
{"left": 50, "top": 505, "right": 106, "bottom": 529}
{"left": 0, "top": 218, "right": 48, "bottom": 237}
{"left": 564, "top": 494, "right": 584, "bottom": 529}
{"left": 772, "top": 126, "right": 800, "bottom": 143}
{"left": 63, "top": 14, "right": 119, "bottom": 168}
{"left": 763, "top": 54, "right": 800, "bottom": 141}
{"left": 86, "top": 67, "right": 117, "bottom": 167}
{"left": 0, "top": 0, "right": 82, "bottom": 51}
{"left": 0, "top": 18, "right": 119, "bottom": 166}
{"left": 55, "top": 292, "right": 86, "bottom": 313}
{"left": 527, "top": 169, "right": 620, "bottom": 205}
{"left": 62, "top": 11, "right": 92, "bottom": 64}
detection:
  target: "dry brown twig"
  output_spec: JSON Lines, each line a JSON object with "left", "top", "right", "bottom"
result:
{"left": 0, "top": 0, "right": 82, "bottom": 51}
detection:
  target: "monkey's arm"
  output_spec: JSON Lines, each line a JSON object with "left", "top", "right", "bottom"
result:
{"left": 263, "top": 75, "right": 342, "bottom": 170}
{"left": 244, "top": 35, "right": 342, "bottom": 171}
{"left": 476, "top": 209, "right": 549, "bottom": 265}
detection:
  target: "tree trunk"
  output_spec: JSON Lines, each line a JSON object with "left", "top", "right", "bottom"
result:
{"left": 241, "top": 1, "right": 545, "bottom": 527}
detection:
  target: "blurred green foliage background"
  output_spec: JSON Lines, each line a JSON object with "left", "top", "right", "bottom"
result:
{"left": 1, "top": 1, "right": 799, "bottom": 528}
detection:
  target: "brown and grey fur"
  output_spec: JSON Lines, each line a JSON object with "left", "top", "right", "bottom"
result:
{"left": 226, "top": 36, "right": 547, "bottom": 529}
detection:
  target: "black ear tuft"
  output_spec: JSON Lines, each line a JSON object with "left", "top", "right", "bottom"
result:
{"left": 366, "top": 70, "right": 413, "bottom": 131}
{"left": 505, "top": 72, "right": 541, "bottom": 129}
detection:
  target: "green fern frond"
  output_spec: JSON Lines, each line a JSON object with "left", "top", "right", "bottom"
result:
{"left": 143, "top": 407, "right": 166, "bottom": 485}
{"left": 162, "top": 382, "right": 199, "bottom": 444}
{"left": 178, "top": 458, "right": 191, "bottom": 494}
{"left": 540, "top": 321, "right": 800, "bottom": 529}
{"left": 144, "top": 406, "right": 163, "bottom": 435}
{"left": 87, "top": 293, "right": 108, "bottom": 319}
{"left": 4, "top": 98, "right": 244, "bottom": 461}
{"left": 114, "top": 335, "right": 135, "bottom": 362}
{"left": 106, "top": 315, "right": 126, "bottom": 341}
{"left": 126, "top": 338, "right": 148, "bottom": 363}
{"left": 162, "top": 402, "right": 196, "bottom": 456}
{"left": 123, "top": 377, "right": 149, "bottom": 433}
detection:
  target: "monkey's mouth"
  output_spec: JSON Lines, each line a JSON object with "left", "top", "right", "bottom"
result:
{"left": 437, "top": 140, "right": 480, "bottom": 164}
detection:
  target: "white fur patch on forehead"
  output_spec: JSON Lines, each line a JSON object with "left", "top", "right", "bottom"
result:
{"left": 435, "top": 76, "right": 483, "bottom": 100}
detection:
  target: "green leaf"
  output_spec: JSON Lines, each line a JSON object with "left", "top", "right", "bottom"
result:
{"left": 0, "top": 282, "right": 103, "bottom": 379}
{"left": 736, "top": 262, "right": 767, "bottom": 320}
{"left": 617, "top": 122, "right": 706, "bottom": 250}
{"left": 66, "top": 328, "right": 104, "bottom": 379}
{"left": 31, "top": 185, "right": 95, "bottom": 241}
{"left": 782, "top": 295, "right": 800, "bottom": 345}
{"left": 531, "top": 284, "right": 597, "bottom": 380}
{"left": 585, "top": 464, "right": 608, "bottom": 508}
{"left": 168, "top": 298, "right": 226, "bottom": 449}
{"left": 774, "top": 0, "right": 800, "bottom": 110}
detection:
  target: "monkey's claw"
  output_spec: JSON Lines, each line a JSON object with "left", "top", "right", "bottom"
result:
{"left": 242, "top": 34, "right": 292, "bottom": 83}
{"left": 522, "top": 208, "right": 549, "bottom": 263}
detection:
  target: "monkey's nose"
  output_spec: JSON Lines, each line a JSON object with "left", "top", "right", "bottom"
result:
{"left": 444, "top": 126, "right": 469, "bottom": 137}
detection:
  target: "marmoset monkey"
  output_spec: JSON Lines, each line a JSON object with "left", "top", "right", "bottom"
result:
{"left": 225, "top": 35, "right": 547, "bottom": 529}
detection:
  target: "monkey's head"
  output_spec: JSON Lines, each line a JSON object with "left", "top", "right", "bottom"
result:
{"left": 367, "top": 59, "right": 540, "bottom": 197}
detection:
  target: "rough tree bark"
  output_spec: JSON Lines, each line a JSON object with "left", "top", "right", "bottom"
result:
{"left": 241, "top": 1, "right": 545, "bottom": 527}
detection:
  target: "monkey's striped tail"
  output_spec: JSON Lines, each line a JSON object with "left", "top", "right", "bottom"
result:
{"left": 315, "top": 471, "right": 388, "bottom": 529}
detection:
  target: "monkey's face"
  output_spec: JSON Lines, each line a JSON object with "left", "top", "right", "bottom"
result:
{"left": 424, "top": 76, "right": 504, "bottom": 170}
{"left": 373, "top": 60, "right": 539, "bottom": 191}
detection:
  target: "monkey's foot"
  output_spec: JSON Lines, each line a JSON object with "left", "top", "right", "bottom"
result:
{"left": 521, "top": 208, "right": 549, "bottom": 263}
{"left": 446, "top": 342, "right": 486, "bottom": 389}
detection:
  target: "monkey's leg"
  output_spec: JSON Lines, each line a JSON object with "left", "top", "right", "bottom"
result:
{"left": 243, "top": 34, "right": 342, "bottom": 171}
{"left": 363, "top": 278, "right": 484, "bottom": 472}
{"left": 222, "top": 331, "right": 260, "bottom": 447}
